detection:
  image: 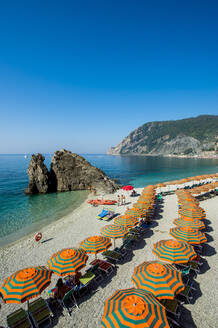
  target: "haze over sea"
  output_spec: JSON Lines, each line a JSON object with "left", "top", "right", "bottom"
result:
{"left": 0, "top": 154, "right": 217, "bottom": 247}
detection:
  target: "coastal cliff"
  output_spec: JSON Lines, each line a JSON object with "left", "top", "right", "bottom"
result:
{"left": 25, "top": 149, "right": 119, "bottom": 195}
{"left": 108, "top": 115, "right": 218, "bottom": 157}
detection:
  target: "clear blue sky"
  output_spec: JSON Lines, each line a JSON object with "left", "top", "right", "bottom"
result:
{"left": 0, "top": 0, "right": 217, "bottom": 154}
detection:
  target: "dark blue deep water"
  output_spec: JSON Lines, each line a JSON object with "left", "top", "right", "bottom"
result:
{"left": 0, "top": 154, "right": 217, "bottom": 246}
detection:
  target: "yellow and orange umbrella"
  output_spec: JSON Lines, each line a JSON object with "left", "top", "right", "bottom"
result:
{"left": 0, "top": 266, "right": 52, "bottom": 304}
{"left": 79, "top": 236, "right": 112, "bottom": 256}
{"left": 101, "top": 288, "right": 170, "bottom": 328}
{"left": 153, "top": 239, "right": 196, "bottom": 264}
{"left": 48, "top": 248, "right": 88, "bottom": 276}
{"left": 131, "top": 261, "right": 184, "bottom": 300}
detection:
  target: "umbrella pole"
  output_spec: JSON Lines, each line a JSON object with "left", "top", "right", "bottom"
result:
{"left": 113, "top": 238, "right": 116, "bottom": 249}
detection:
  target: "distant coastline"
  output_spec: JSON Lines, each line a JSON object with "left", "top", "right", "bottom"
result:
{"left": 107, "top": 153, "right": 218, "bottom": 159}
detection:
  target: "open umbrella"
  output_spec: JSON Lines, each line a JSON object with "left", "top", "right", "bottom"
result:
{"left": 101, "top": 224, "right": 128, "bottom": 248}
{"left": 0, "top": 266, "right": 52, "bottom": 304}
{"left": 132, "top": 261, "right": 184, "bottom": 299}
{"left": 101, "top": 288, "right": 170, "bottom": 328}
{"left": 48, "top": 248, "right": 88, "bottom": 276}
{"left": 170, "top": 226, "right": 207, "bottom": 244}
{"left": 153, "top": 239, "right": 196, "bottom": 264}
{"left": 173, "top": 217, "right": 205, "bottom": 230}
{"left": 122, "top": 185, "right": 133, "bottom": 191}
{"left": 79, "top": 236, "right": 112, "bottom": 257}
{"left": 114, "top": 215, "right": 139, "bottom": 228}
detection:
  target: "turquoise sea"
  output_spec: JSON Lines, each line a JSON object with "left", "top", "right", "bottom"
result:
{"left": 0, "top": 154, "right": 217, "bottom": 247}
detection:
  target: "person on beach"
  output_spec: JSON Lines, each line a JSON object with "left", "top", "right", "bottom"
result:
{"left": 54, "top": 278, "right": 71, "bottom": 300}
{"left": 117, "top": 195, "right": 120, "bottom": 206}
{"left": 73, "top": 271, "right": 82, "bottom": 286}
{"left": 123, "top": 195, "right": 126, "bottom": 205}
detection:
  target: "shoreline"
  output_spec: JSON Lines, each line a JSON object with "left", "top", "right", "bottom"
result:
{"left": 0, "top": 190, "right": 90, "bottom": 249}
{"left": 107, "top": 153, "right": 218, "bottom": 159}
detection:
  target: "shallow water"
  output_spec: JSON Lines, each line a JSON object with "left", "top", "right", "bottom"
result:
{"left": 0, "top": 154, "right": 217, "bottom": 246}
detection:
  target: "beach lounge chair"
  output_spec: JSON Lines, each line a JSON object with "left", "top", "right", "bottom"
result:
{"left": 88, "top": 263, "right": 103, "bottom": 284}
{"left": 7, "top": 308, "right": 33, "bottom": 328}
{"left": 78, "top": 271, "right": 96, "bottom": 294}
{"left": 96, "top": 209, "right": 108, "bottom": 220}
{"left": 176, "top": 285, "right": 193, "bottom": 304}
{"left": 28, "top": 297, "right": 52, "bottom": 327}
{"left": 58, "top": 289, "right": 78, "bottom": 315}
{"left": 103, "top": 210, "right": 115, "bottom": 221}
{"left": 102, "top": 250, "right": 123, "bottom": 263}
{"left": 167, "top": 317, "right": 182, "bottom": 328}
{"left": 160, "top": 299, "right": 181, "bottom": 319}
{"left": 114, "top": 244, "right": 128, "bottom": 257}
{"left": 90, "top": 259, "right": 115, "bottom": 276}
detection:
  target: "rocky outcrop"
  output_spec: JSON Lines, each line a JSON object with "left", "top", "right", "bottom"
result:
{"left": 25, "top": 150, "right": 120, "bottom": 195}
{"left": 108, "top": 115, "right": 218, "bottom": 157}
{"left": 25, "top": 154, "right": 50, "bottom": 194}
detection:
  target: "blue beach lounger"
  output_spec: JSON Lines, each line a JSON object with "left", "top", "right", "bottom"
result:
{"left": 96, "top": 209, "right": 109, "bottom": 220}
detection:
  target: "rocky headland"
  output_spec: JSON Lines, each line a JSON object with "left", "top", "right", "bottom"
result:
{"left": 25, "top": 149, "right": 120, "bottom": 195}
{"left": 108, "top": 115, "right": 218, "bottom": 157}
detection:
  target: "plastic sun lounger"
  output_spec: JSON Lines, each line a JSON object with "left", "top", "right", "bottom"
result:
{"left": 7, "top": 308, "right": 33, "bottom": 328}
{"left": 103, "top": 211, "right": 115, "bottom": 221}
{"left": 58, "top": 289, "right": 79, "bottom": 315}
{"left": 90, "top": 259, "right": 114, "bottom": 275}
{"left": 161, "top": 299, "right": 181, "bottom": 319}
{"left": 86, "top": 263, "right": 103, "bottom": 284}
{"left": 176, "top": 285, "right": 193, "bottom": 304}
{"left": 28, "top": 297, "right": 52, "bottom": 328}
{"left": 102, "top": 250, "right": 123, "bottom": 263}
{"left": 96, "top": 209, "right": 109, "bottom": 219}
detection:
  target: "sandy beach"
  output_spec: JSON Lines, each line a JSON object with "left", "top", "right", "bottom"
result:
{"left": 0, "top": 188, "right": 217, "bottom": 328}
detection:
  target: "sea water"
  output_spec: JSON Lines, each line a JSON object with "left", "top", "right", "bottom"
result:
{"left": 0, "top": 154, "right": 217, "bottom": 247}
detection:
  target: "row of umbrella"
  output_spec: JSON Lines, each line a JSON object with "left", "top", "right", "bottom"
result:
{"left": 101, "top": 180, "right": 211, "bottom": 327}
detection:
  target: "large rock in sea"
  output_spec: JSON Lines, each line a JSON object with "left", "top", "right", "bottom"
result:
{"left": 50, "top": 149, "right": 119, "bottom": 193}
{"left": 25, "top": 154, "right": 50, "bottom": 194}
{"left": 25, "top": 150, "right": 120, "bottom": 194}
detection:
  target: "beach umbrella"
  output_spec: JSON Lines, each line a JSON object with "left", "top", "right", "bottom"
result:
{"left": 48, "top": 248, "right": 88, "bottom": 276}
{"left": 0, "top": 266, "right": 52, "bottom": 304}
{"left": 122, "top": 185, "right": 133, "bottom": 191}
{"left": 101, "top": 288, "right": 170, "bottom": 328}
{"left": 173, "top": 217, "right": 205, "bottom": 230}
{"left": 114, "top": 215, "right": 139, "bottom": 228}
{"left": 131, "top": 261, "right": 184, "bottom": 300}
{"left": 179, "top": 209, "right": 205, "bottom": 221}
{"left": 101, "top": 224, "right": 128, "bottom": 247}
{"left": 170, "top": 227, "right": 207, "bottom": 244}
{"left": 79, "top": 236, "right": 112, "bottom": 257}
{"left": 153, "top": 239, "right": 196, "bottom": 264}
